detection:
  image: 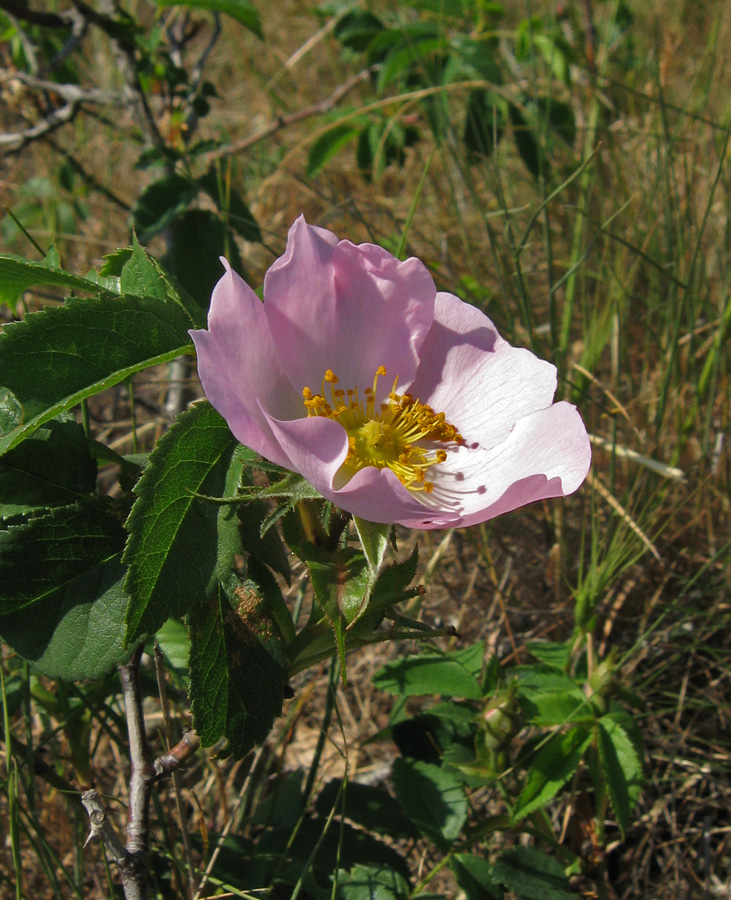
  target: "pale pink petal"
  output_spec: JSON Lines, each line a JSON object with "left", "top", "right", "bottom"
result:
{"left": 263, "top": 216, "right": 435, "bottom": 401}
{"left": 264, "top": 414, "right": 458, "bottom": 527}
{"left": 409, "top": 292, "right": 558, "bottom": 449}
{"left": 190, "top": 261, "right": 301, "bottom": 468}
{"left": 420, "top": 402, "right": 591, "bottom": 527}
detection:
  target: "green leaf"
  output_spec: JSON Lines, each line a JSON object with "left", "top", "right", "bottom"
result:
{"left": 0, "top": 417, "right": 96, "bottom": 518}
{"left": 391, "top": 758, "right": 467, "bottom": 848}
{"left": 307, "top": 123, "right": 360, "bottom": 178}
{"left": 358, "top": 544, "right": 420, "bottom": 617}
{"left": 0, "top": 294, "right": 194, "bottom": 455}
{"left": 316, "top": 780, "right": 419, "bottom": 839}
{"left": 131, "top": 173, "right": 197, "bottom": 242}
{"left": 124, "top": 401, "right": 238, "bottom": 642}
{"left": 197, "top": 168, "right": 263, "bottom": 243}
{"left": 334, "top": 10, "right": 384, "bottom": 53}
{"left": 373, "top": 643, "right": 484, "bottom": 699}
{"left": 492, "top": 846, "right": 575, "bottom": 900}
{"left": 0, "top": 254, "right": 114, "bottom": 306}
{"left": 0, "top": 552, "right": 132, "bottom": 679}
{"left": 164, "top": 208, "right": 244, "bottom": 310}
{"left": 511, "top": 726, "right": 591, "bottom": 822}
{"left": 526, "top": 641, "right": 572, "bottom": 671}
{"left": 0, "top": 495, "right": 128, "bottom": 616}
{"left": 0, "top": 388, "right": 22, "bottom": 435}
{"left": 518, "top": 690, "right": 594, "bottom": 726}
{"left": 122, "top": 234, "right": 206, "bottom": 327}
{"left": 377, "top": 34, "right": 444, "bottom": 93}
{"left": 153, "top": 0, "right": 262, "bottom": 37}
{"left": 188, "top": 580, "right": 287, "bottom": 758}
{"left": 597, "top": 714, "right": 643, "bottom": 837}
{"left": 121, "top": 236, "right": 166, "bottom": 299}
{"left": 352, "top": 517, "right": 390, "bottom": 579}
{"left": 451, "top": 854, "right": 503, "bottom": 900}
{"left": 447, "top": 36, "right": 503, "bottom": 84}
{"left": 335, "top": 862, "right": 410, "bottom": 900}
{"left": 154, "top": 618, "right": 191, "bottom": 672}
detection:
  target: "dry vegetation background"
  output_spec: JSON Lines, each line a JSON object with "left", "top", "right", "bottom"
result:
{"left": 1, "top": 0, "right": 730, "bottom": 898}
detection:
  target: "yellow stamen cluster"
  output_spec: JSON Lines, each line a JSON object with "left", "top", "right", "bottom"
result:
{"left": 302, "top": 365, "right": 462, "bottom": 493}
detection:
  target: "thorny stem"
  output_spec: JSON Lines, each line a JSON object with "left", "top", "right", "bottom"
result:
{"left": 120, "top": 648, "right": 154, "bottom": 898}
{"left": 82, "top": 650, "right": 201, "bottom": 900}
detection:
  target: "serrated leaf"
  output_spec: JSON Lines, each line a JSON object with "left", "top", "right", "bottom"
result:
{"left": 120, "top": 235, "right": 166, "bottom": 300}
{"left": 123, "top": 236, "right": 208, "bottom": 328}
{"left": 123, "top": 401, "right": 238, "bottom": 642}
{"left": 511, "top": 726, "right": 591, "bottom": 822}
{"left": 364, "top": 544, "right": 420, "bottom": 615}
{"left": 373, "top": 643, "right": 484, "bottom": 699}
{"left": 352, "top": 516, "right": 390, "bottom": 579}
{"left": 307, "top": 123, "right": 360, "bottom": 178}
{"left": 131, "top": 173, "right": 197, "bottom": 243}
{"left": 391, "top": 758, "right": 467, "bottom": 848}
{"left": 0, "top": 294, "right": 194, "bottom": 455}
{"left": 492, "top": 846, "right": 575, "bottom": 900}
{"left": 597, "top": 715, "right": 643, "bottom": 837}
{"left": 0, "top": 495, "right": 128, "bottom": 616}
{"left": 0, "top": 254, "right": 114, "bottom": 306}
{"left": 0, "top": 553, "right": 132, "bottom": 679}
{"left": 451, "top": 853, "right": 503, "bottom": 900}
{"left": 188, "top": 581, "right": 286, "bottom": 758}
{"left": 0, "top": 418, "right": 97, "bottom": 517}
{"left": 153, "top": 0, "right": 262, "bottom": 37}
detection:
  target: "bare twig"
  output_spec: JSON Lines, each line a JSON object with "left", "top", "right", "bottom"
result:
{"left": 81, "top": 789, "right": 128, "bottom": 863}
{"left": 0, "top": 69, "right": 128, "bottom": 154}
{"left": 0, "top": 0, "right": 76, "bottom": 28}
{"left": 2, "top": 69, "right": 123, "bottom": 105}
{"left": 208, "top": 66, "right": 375, "bottom": 162}
{"left": 0, "top": 99, "right": 80, "bottom": 152}
{"left": 117, "top": 649, "right": 154, "bottom": 900}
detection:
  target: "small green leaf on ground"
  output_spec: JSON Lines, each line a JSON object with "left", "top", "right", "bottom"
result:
{"left": 374, "top": 642, "right": 484, "bottom": 699}
{"left": 512, "top": 725, "right": 592, "bottom": 822}
{"left": 391, "top": 758, "right": 467, "bottom": 848}
{"left": 492, "top": 846, "right": 575, "bottom": 900}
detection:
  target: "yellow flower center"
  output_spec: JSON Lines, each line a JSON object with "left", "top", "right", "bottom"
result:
{"left": 302, "top": 366, "right": 462, "bottom": 493}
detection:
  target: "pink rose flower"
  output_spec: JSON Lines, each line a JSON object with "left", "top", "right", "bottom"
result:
{"left": 190, "top": 215, "right": 591, "bottom": 529}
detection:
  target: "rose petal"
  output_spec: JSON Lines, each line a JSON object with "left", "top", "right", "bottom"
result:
{"left": 264, "top": 412, "right": 457, "bottom": 527}
{"left": 190, "top": 261, "right": 300, "bottom": 468}
{"left": 409, "top": 292, "right": 558, "bottom": 449}
{"left": 422, "top": 401, "right": 592, "bottom": 526}
{"left": 264, "top": 216, "right": 435, "bottom": 401}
